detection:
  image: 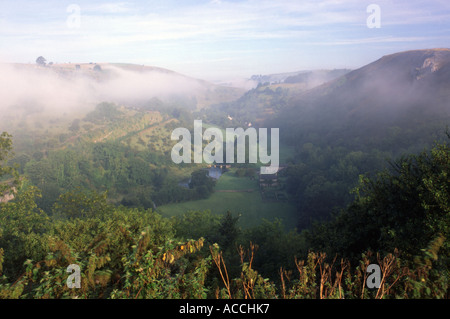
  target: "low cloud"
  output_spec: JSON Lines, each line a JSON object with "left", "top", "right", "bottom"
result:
{"left": 0, "top": 63, "right": 205, "bottom": 128}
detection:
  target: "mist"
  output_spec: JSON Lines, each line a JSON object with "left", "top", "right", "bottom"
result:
{"left": 94, "top": 66, "right": 204, "bottom": 105}
{"left": 272, "top": 48, "right": 450, "bottom": 149}
{"left": 0, "top": 62, "right": 207, "bottom": 129}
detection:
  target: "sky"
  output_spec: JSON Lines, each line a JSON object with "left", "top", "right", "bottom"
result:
{"left": 0, "top": 0, "right": 450, "bottom": 81}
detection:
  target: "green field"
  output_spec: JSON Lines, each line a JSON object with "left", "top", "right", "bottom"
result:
{"left": 157, "top": 170, "right": 298, "bottom": 230}
{"left": 214, "top": 172, "right": 256, "bottom": 191}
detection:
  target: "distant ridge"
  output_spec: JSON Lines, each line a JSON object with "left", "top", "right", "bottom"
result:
{"left": 272, "top": 48, "right": 450, "bottom": 148}
{"left": 2, "top": 62, "right": 245, "bottom": 110}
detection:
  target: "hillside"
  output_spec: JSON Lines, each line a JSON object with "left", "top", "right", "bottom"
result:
{"left": 250, "top": 69, "right": 351, "bottom": 86}
{"left": 250, "top": 49, "right": 450, "bottom": 229}
{"left": 202, "top": 69, "right": 352, "bottom": 128}
{"left": 101, "top": 63, "right": 246, "bottom": 109}
{"left": 0, "top": 62, "right": 244, "bottom": 128}
{"left": 271, "top": 49, "right": 450, "bottom": 151}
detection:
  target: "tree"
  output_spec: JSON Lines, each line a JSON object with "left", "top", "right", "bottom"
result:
{"left": 217, "top": 211, "right": 240, "bottom": 251}
{"left": 307, "top": 139, "right": 450, "bottom": 263}
{"left": 0, "top": 132, "right": 18, "bottom": 196}
{"left": 36, "top": 56, "right": 46, "bottom": 66}
{"left": 189, "top": 169, "right": 216, "bottom": 199}
{"left": 0, "top": 132, "right": 13, "bottom": 178}
{"left": 52, "top": 189, "right": 111, "bottom": 220}
{"left": 69, "top": 119, "right": 81, "bottom": 133}
{"left": 84, "top": 102, "right": 123, "bottom": 124}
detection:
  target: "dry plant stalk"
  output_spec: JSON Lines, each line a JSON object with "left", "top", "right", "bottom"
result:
{"left": 279, "top": 267, "right": 286, "bottom": 299}
{"left": 210, "top": 247, "right": 232, "bottom": 299}
{"left": 238, "top": 242, "right": 258, "bottom": 299}
{"left": 360, "top": 251, "right": 373, "bottom": 299}
{"left": 375, "top": 249, "right": 408, "bottom": 299}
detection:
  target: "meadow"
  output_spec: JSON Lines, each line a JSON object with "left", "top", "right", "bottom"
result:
{"left": 157, "top": 169, "right": 298, "bottom": 230}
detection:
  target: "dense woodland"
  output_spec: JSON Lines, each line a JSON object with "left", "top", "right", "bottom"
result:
{"left": 0, "top": 129, "right": 449, "bottom": 298}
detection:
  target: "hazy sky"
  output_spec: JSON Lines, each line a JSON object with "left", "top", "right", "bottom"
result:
{"left": 0, "top": 0, "right": 449, "bottom": 81}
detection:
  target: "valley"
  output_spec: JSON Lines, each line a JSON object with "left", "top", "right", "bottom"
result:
{"left": 1, "top": 48, "right": 449, "bottom": 299}
{"left": 2, "top": 50, "right": 450, "bottom": 229}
